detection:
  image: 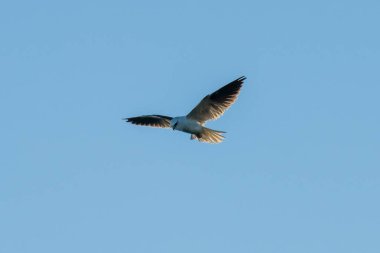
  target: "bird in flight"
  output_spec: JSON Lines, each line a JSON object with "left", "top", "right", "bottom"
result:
{"left": 124, "top": 76, "right": 246, "bottom": 143}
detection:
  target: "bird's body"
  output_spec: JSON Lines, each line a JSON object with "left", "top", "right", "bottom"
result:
{"left": 124, "top": 76, "right": 246, "bottom": 144}
{"left": 170, "top": 116, "right": 225, "bottom": 143}
{"left": 171, "top": 116, "right": 202, "bottom": 135}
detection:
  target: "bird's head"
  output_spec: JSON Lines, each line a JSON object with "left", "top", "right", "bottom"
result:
{"left": 170, "top": 118, "right": 179, "bottom": 130}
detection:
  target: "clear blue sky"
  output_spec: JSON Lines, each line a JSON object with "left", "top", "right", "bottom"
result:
{"left": 1, "top": 0, "right": 379, "bottom": 252}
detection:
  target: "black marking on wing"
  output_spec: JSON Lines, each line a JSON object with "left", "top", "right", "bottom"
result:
{"left": 124, "top": 115, "right": 173, "bottom": 128}
{"left": 209, "top": 76, "right": 245, "bottom": 104}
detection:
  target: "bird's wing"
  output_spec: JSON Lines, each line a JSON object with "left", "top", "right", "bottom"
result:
{"left": 186, "top": 76, "right": 246, "bottom": 124}
{"left": 124, "top": 115, "right": 172, "bottom": 128}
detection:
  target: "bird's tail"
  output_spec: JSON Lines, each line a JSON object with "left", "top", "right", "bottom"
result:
{"left": 191, "top": 127, "right": 225, "bottom": 144}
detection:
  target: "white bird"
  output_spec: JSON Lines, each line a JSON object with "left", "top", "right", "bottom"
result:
{"left": 124, "top": 76, "right": 246, "bottom": 143}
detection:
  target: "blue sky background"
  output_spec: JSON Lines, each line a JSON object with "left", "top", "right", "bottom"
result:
{"left": 1, "top": 0, "right": 379, "bottom": 252}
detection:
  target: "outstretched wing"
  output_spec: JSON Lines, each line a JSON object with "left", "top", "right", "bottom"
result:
{"left": 186, "top": 76, "right": 246, "bottom": 124}
{"left": 124, "top": 115, "right": 172, "bottom": 128}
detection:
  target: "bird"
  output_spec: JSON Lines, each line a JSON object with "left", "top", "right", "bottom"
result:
{"left": 124, "top": 76, "right": 246, "bottom": 143}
